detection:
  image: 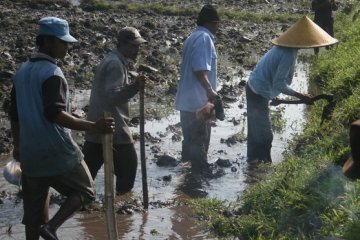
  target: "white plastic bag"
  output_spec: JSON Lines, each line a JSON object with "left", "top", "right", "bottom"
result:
{"left": 3, "top": 160, "right": 22, "bottom": 186}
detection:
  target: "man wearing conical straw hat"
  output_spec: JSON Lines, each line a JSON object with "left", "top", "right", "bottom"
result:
{"left": 246, "top": 15, "right": 338, "bottom": 163}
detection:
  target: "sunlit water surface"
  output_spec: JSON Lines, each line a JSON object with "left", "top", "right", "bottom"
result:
{"left": 0, "top": 61, "right": 309, "bottom": 239}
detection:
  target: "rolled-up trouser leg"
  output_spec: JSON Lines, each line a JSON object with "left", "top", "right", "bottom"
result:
{"left": 246, "top": 84, "right": 273, "bottom": 162}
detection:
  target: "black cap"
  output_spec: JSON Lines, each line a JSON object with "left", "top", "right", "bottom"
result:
{"left": 196, "top": 4, "right": 220, "bottom": 26}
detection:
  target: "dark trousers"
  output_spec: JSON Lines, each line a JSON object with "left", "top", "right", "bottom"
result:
{"left": 180, "top": 111, "right": 211, "bottom": 172}
{"left": 314, "top": 16, "right": 334, "bottom": 54}
{"left": 22, "top": 160, "right": 94, "bottom": 226}
{"left": 83, "top": 141, "right": 138, "bottom": 194}
{"left": 246, "top": 83, "right": 273, "bottom": 162}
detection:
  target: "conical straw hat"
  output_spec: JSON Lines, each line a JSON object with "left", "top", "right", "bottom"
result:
{"left": 271, "top": 15, "right": 338, "bottom": 48}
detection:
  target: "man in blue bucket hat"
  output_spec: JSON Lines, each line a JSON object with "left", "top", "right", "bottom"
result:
{"left": 9, "top": 17, "right": 115, "bottom": 240}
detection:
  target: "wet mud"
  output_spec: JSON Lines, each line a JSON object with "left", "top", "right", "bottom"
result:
{"left": 0, "top": 62, "right": 310, "bottom": 239}
{"left": 0, "top": 0, "right": 313, "bottom": 239}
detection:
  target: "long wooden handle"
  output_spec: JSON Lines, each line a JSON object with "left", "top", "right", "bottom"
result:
{"left": 139, "top": 85, "right": 149, "bottom": 209}
{"left": 102, "top": 112, "right": 118, "bottom": 240}
{"left": 270, "top": 94, "right": 333, "bottom": 106}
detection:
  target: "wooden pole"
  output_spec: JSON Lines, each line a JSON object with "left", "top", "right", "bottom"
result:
{"left": 139, "top": 83, "right": 149, "bottom": 209}
{"left": 102, "top": 112, "right": 118, "bottom": 240}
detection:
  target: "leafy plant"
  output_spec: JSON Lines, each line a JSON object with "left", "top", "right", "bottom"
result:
{"left": 193, "top": 2, "right": 360, "bottom": 239}
{"left": 270, "top": 107, "right": 286, "bottom": 133}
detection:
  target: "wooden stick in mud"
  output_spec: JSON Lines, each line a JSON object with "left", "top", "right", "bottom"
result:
{"left": 139, "top": 80, "right": 149, "bottom": 209}
{"left": 102, "top": 112, "right": 118, "bottom": 240}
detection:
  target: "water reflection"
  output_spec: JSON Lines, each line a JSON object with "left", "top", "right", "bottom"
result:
{"left": 0, "top": 62, "right": 309, "bottom": 239}
{"left": 177, "top": 172, "right": 208, "bottom": 199}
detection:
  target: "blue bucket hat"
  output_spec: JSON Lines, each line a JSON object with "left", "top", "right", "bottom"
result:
{"left": 37, "top": 17, "right": 77, "bottom": 43}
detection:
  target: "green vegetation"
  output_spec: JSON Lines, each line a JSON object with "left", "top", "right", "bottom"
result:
{"left": 80, "top": 0, "right": 117, "bottom": 10}
{"left": 192, "top": 2, "right": 360, "bottom": 240}
{"left": 218, "top": 8, "right": 300, "bottom": 23}
{"left": 228, "top": 130, "right": 247, "bottom": 144}
{"left": 150, "top": 228, "right": 159, "bottom": 235}
{"left": 270, "top": 107, "right": 286, "bottom": 133}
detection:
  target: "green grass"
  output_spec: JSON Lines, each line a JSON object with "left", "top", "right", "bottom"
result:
{"left": 218, "top": 8, "right": 300, "bottom": 23}
{"left": 270, "top": 107, "right": 286, "bottom": 133}
{"left": 192, "top": 2, "right": 360, "bottom": 239}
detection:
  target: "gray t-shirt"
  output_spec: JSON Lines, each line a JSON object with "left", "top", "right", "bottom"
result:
{"left": 85, "top": 49, "right": 138, "bottom": 144}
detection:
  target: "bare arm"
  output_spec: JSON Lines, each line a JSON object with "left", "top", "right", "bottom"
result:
{"left": 54, "top": 111, "right": 114, "bottom": 134}
{"left": 194, "top": 70, "right": 217, "bottom": 101}
{"left": 40, "top": 76, "right": 114, "bottom": 133}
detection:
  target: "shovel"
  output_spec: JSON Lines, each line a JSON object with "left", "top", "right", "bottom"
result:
{"left": 270, "top": 93, "right": 335, "bottom": 124}
{"left": 270, "top": 93, "right": 333, "bottom": 106}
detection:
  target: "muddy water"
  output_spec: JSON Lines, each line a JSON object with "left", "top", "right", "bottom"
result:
{"left": 0, "top": 61, "right": 309, "bottom": 239}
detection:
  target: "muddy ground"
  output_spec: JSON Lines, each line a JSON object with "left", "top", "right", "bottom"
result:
{"left": 0, "top": 0, "right": 312, "bottom": 154}
{"left": 0, "top": 0, "right": 312, "bottom": 239}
